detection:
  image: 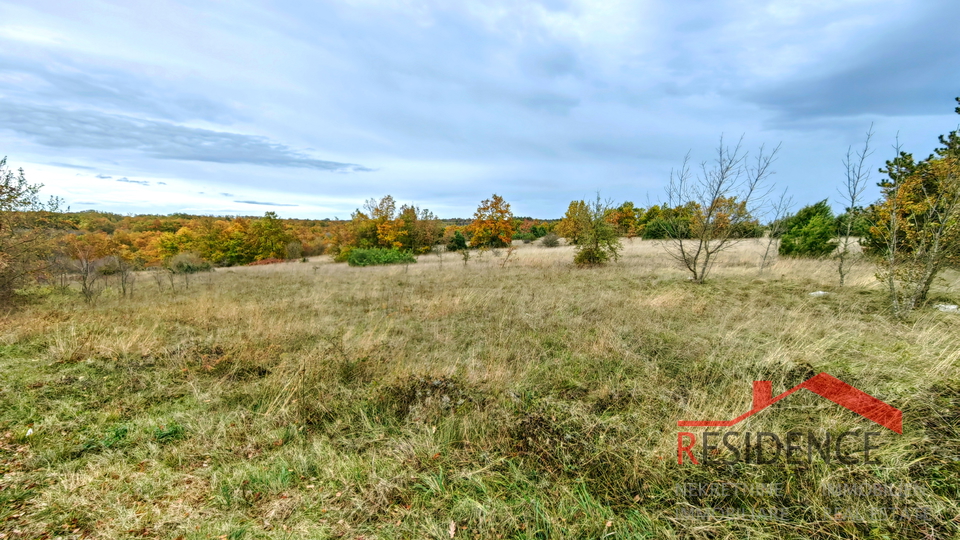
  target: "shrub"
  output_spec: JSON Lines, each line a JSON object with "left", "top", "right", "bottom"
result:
{"left": 779, "top": 215, "right": 836, "bottom": 257}
{"left": 640, "top": 218, "right": 675, "bottom": 239}
{"left": 97, "top": 257, "right": 121, "bottom": 276}
{"left": 540, "top": 233, "right": 560, "bottom": 247}
{"left": 446, "top": 230, "right": 468, "bottom": 252}
{"left": 513, "top": 232, "right": 536, "bottom": 243}
{"left": 333, "top": 246, "right": 353, "bottom": 263}
{"left": 573, "top": 246, "right": 608, "bottom": 265}
{"left": 561, "top": 196, "right": 622, "bottom": 266}
{"left": 285, "top": 241, "right": 303, "bottom": 260}
{"left": 733, "top": 220, "right": 764, "bottom": 239}
{"left": 167, "top": 252, "right": 213, "bottom": 273}
{"left": 347, "top": 248, "right": 416, "bottom": 267}
{"left": 778, "top": 200, "right": 837, "bottom": 258}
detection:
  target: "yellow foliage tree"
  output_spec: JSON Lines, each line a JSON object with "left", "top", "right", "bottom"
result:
{"left": 555, "top": 200, "right": 589, "bottom": 244}
{"left": 468, "top": 194, "right": 514, "bottom": 248}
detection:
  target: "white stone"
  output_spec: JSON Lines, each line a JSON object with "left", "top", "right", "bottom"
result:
{"left": 934, "top": 304, "right": 958, "bottom": 313}
{"left": 809, "top": 291, "right": 830, "bottom": 297}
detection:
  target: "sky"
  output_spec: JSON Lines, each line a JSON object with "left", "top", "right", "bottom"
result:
{"left": 0, "top": 0, "right": 958, "bottom": 219}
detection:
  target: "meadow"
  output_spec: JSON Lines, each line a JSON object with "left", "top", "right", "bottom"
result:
{"left": 1, "top": 239, "right": 958, "bottom": 539}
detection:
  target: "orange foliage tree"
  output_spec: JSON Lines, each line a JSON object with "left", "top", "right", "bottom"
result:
{"left": 467, "top": 194, "right": 514, "bottom": 248}
{"left": 609, "top": 202, "right": 641, "bottom": 238}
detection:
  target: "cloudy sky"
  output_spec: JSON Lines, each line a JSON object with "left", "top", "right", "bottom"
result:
{"left": 0, "top": 0, "right": 958, "bottom": 218}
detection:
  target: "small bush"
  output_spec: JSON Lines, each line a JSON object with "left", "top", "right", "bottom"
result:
{"left": 167, "top": 252, "right": 212, "bottom": 274}
{"left": 446, "top": 230, "right": 468, "bottom": 252}
{"left": 285, "top": 241, "right": 303, "bottom": 260}
{"left": 574, "top": 246, "right": 608, "bottom": 265}
{"left": 333, "top": 246, "right": 353, "bottom": 263}
{"left": 347, "top": 248, "right": 416, "bottom": 267}
{"left": 96, "top": 257, "right": 121, "bottom": 276}
{"left": 513, "top": 232, "right": 536, "bottom": 243}
{"left": 540, "top": 233, "right": 560, "bottom": 247}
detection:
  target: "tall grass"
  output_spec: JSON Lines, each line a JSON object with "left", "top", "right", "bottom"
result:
{"left": 0, "top": 239, "right": 957, "bottom": 538}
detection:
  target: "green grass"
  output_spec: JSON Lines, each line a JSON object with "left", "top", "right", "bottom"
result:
{"left": 0, "top": 240, "right": 958, "bottom": 538}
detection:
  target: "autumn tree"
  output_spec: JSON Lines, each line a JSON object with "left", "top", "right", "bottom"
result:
{"left": 397, "top": 204, "right": 442, "bottom": 254}
{"left": 111, "top": 244, "right": 137, "bottom": 297}
{"left": 865, "top": 109, "right": 960, "bottom": 314}
{"left": 216, "top": 218, "right": 256, "bottom": 265}
{"left": 249, "top": 211, "right": 293, "bottom": 260}
{"left": 0, "top": 157, "right": 64, "bottom": 302}
{"left": 555, "top": 200, "right": 589, "bottom": 244}
{"left": 96, "top": 233, "right": 140, "bottom": 297}
{"left": 468, "top": 194, "right": 514, "bottom": 248}
{"left": 365, "top": 195, "right": 404, "bottom": 249}
{"left": 330, "top": 195, "right": 441, "bottom": 260}
{"left": 610, "top": 202, "right": 641, "bottom": 238}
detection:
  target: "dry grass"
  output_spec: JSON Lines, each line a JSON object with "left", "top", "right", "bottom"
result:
{"left": 0, "top": 239, "right": 958, "bottom": 539}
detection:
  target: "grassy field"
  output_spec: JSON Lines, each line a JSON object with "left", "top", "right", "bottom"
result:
{"left": 1, "top": 239, "right": 959, "bottom": 539}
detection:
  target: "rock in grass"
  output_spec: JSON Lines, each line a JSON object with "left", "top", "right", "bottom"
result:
{"left": 934, "top": 304, "right": 958, "bottom": 313}
{"left": 808, "top": 291, "right": 830, "bottom": 297}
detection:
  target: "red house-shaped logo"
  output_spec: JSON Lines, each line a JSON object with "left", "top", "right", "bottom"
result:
{"left": 677, "top": 373, "right": 902, "bottom": 433}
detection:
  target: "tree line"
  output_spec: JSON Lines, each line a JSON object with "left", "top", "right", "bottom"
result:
{"left": 1, "top": 98, "right": 957, "bottom": 315}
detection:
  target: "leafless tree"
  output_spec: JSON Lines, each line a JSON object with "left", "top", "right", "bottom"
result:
{"left": 758, "top": 188, "right": 793, "bottom": 274}
{"left": 149, "top": 266, "right": 167, "bottom": 293}
{"left": 836, "top": 125, "right": 874, "bottom": 286}
{"left": 72, "top": 252, "right": 105, "bottom": 303}
{"left": 663, "top": 135, "right": 780, "bottom": 283}
{"left": 111, "top": 254, "right": 136, "bottom": 298}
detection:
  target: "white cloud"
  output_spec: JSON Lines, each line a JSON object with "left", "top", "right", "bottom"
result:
{"left": 0, "top": 0, "right": 957, "bottom": 217}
